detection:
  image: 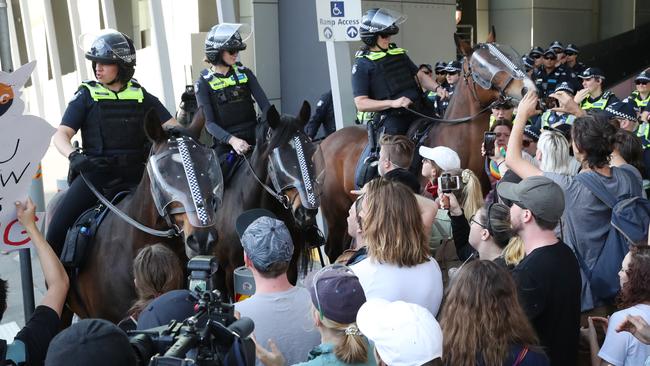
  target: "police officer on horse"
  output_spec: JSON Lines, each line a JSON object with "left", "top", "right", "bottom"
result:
{"left": 195, "top": 23, "right": 270, "bottom": 162}
{"left": 49, "top": 29, "right": 176, "bottom": 255}
{"left": 351, "top": 8, "right": 442, "bottom": 136}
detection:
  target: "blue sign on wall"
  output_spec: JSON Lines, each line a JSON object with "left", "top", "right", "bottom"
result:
{"left": 331, "top": 1, "right": 344, "bottom": 17}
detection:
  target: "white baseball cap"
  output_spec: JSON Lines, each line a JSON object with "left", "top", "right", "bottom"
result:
{"left": 418, "top": 146, "right": 461, "bottom": 171}
{"left": 357, "top": 299, "right": 443, "bottom": 366}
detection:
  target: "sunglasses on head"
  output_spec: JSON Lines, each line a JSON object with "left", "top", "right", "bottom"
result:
{"left": 636, "top": 80, "right": 649, "bottom": 85}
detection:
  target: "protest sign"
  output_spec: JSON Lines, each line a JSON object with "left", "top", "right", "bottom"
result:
{"left": 0, "top": 61, "right": 56, "bottom": 252}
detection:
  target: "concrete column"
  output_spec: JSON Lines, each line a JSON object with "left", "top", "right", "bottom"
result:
{"left": 17, "top": 0, "right": 44, "bottom": 117}
{"left": 248, "top": 0, "right": 281, "bottom": 110}
{"left": 42, "top": 0, "right": 65, "bottom": 115}
{"left": 100, "top": 0, "right": 117, "bottom": 29}
{"left": 217, "top": 0, "right": 236, "bottom": 23}
{"left": 148, "top": 0, "right": 176, "bottom": 114}
{"left": 326, "top": 42, "right": 356, "bottom": 129}
{"left": 67, "top": 0, "right": 88, "bottom": 82}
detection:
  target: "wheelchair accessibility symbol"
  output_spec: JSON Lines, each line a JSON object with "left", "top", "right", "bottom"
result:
{"left": 330, "top": 1, "right": 344, "bottom": 17}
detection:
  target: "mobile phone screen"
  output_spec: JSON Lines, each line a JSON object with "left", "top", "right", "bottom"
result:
{"left": 484, "top": 132, "right": 497, "bottom": 157}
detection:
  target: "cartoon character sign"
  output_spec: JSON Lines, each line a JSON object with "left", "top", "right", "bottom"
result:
{"left": 0, "top": 61, "right": 55, "bottom": 251}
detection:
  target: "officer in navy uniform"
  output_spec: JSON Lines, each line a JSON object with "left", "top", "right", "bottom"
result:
{"left": 195, "top": 23, "right": 270, "bottom": 160}
{"left": 351, "top": 8, "right": 441, "bottom": 136}
{"left": 304, "top": 90, "right": 335, "bottom": 139}
{"left": 48, "top": 29, "right": 175, "bottom": 255}
{"left": 532, "top": 49, "right": 572, "bottom": 98}
{"left": 563, "top": 43, "right": 586, "bottom": 91}
{"left": 529, "top": 46, "right": 544, "bottom": 68}
{"left": 549, "top": 41, "right": 567, "bottom": 65}
{"left": 434, "top": 60, "right": 461, "bottom": 117}
{"left": 575, "top": 67, "right": 619, "bottom": 112}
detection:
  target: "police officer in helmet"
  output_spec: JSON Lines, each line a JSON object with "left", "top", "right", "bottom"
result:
{"left": 352, "top": 8, "right": 442, "bottom": 136}
{"left": 49, "top": 29, "right": 176, "bottom": 255}
{"left": 195, "top": 23, "right": 270, "bottom": 159}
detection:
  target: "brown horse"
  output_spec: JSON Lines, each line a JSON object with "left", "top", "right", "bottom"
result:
{"left": 319, "top": 40, "right": 536, "bottom": 260}
{"left": 61, "top": 111, "right": 221, "bottom": 323}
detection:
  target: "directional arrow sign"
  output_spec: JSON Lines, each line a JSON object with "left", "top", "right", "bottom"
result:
{"left": 316, "top": 0, "right": 361, "bottom": 42}
{"left": 346, "top": 26, "right": 358, "bottom": 38}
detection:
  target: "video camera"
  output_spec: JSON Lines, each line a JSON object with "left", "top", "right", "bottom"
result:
{"left": 128, "top": 256, "right": 255, "bottom": 366}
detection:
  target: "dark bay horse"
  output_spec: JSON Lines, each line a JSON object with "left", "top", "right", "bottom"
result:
{"left": 62, "top": 111, "right": 222, "bottom": 323}
{"left": 200, "top": 102, "right": 323, "bottom": 297}
{"left": 320, "top": 40, "right": 536, "bottom": 260}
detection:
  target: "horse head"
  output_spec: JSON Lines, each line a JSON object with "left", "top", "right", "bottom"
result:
{"left": 262, "top": 102, "right": 325, "bottom": 232}
{"left": 144, "top": 110, "right": 222, "bottom": 258}
{"left": 455, "top": 34, "right": 536, "bottom": 107}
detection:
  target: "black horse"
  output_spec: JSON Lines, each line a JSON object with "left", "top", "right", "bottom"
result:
{"left": 195, "top": 102, "right": 323, "bottom": 297}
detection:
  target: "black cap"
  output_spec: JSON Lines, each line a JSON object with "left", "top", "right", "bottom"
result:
{"left": 635, "top": 70, "right": 650, "bottom": 82}
{"left": 529, "top": 46, "right": 544, "bottom": 57}
{"left": 549, "top": 41, "right": 565, "bottom": 52}
{"left": 554, "top": 81, "right": 575, "bottom": 95}
{"left": 419, "top": 63, "right": 432, "bottom": 73}
{"left": 137, "top": 290, "right": 198, "bottom": 330}
{"left": 444, "top": 60, "right": 462, "bottom": 73}
{"left": 543, "top": 49, "right": 557, "bottom": 58}
{"left": 578, "top": 67, "right": 605, "bottom": 79}
{"left": 45, "top": 319, "right": 136, "bottom": 366}
{"left": 604, "top": 100, "right": 638, "bottom": 122}
{"left": 522, "top": 55, "right": 535, "bottom": 70}
{"left": 565, "top": 43, "right": 579, "bottom": 54}
{"left": 434, "top": 61, "right": 447, "bottom": 73}
{"left": 523, "top": 123, "right": 541, "bottom": 142}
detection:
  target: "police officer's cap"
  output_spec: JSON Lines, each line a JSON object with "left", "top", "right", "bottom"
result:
{"left": 434, "top": 61, "right": 447, "bottom": 73}
{"left": 419, "top": 64, "right": 433, "bottom": 73}
{"left": 604, "top": 100, "right": 638, "bottom": 122}
{"left": 444, "top": 61, "right": 462, "bottom": 73}
{"left": 578, "top": 67, "right": 605, "bottom": 80}
{"left": 529, "top": 46, "right": 544, "bottom": 57}
{"left": 522, "top": 55, "right": 534, "bottom": 70}
{"left": 554, "top": 82, "right": 575, "bottom": 95}
{"left": 635, "top": 70, "right": 650, "bottom": 82}
{"left": 565, "top": 44, "right": 579, "bottom": 54}
{"left": 543, "top": 49, "right": 557, "bottom": 58}
{"left": 549, "top": 41, "right": 565, "bottom": 52}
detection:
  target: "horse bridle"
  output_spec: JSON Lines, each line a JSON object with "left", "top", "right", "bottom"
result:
{"left": 404, "top": 52, "right": 516, "bottom": 125}
{"left": 242, "top": 153, "right": 292, "bottom": 210}
{"left": 80, "top": 172, "right": 181, "bottom": 238}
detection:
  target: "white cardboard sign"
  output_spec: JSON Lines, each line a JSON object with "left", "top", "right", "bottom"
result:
{"left": 0, "top": 61, "right": 56, "bottom": 252}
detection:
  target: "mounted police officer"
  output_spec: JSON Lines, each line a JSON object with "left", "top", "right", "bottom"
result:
{"left": 532, "top": 49, "right": 572, "bottom": 98}
{"left": 195, "top": 23, "right": 270, "bottom": 161}
{"left": 351, "top": 7, "right": 441, "bottom": 136}
{"left": 48, "top": 29, "right": 176, "bottom": 255}
{"left": 575, "top": 67, "right": 619, "bottom": 111}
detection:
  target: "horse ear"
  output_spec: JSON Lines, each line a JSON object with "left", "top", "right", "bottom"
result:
{"left": 298, "top": 101, "right": 311, "bottom": 125}
{"left": 454, "top": 33, "right": 473, "bottom": 57}
{"left": 144, "top": 108, "right": 166, "bottom": 142}
{"left": 266, "top": 105, "right": 281, "bottom": 129}
{"left": 486, "top": 26, "right": 496, "bottom": 43}
{"left": 185, "top": 107, "right": 206, "bottom": 140}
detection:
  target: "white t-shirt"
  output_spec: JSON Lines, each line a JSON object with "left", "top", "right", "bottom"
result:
{"left": 351, "top": 257, "right": 443, "bottom": 316}
{"left": 599, "top": 304, "right": 650, "bottom": 366}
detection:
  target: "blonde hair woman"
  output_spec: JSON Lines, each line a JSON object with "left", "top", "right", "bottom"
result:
{"left": 351, "top": 178, "right": 444, "bottom": 316}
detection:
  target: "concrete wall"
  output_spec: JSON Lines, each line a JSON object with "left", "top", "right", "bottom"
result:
{"left": 599, "top": 0, "right": 634, "bottom": 40}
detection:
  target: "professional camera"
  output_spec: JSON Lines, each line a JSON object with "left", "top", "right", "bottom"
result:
{"left": 128, "top": 256, "right": 255, "bottom": 366}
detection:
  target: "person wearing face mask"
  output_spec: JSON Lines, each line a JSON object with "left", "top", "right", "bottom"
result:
{"left": 196, "top": 23, "right": 270, "bottom": 161}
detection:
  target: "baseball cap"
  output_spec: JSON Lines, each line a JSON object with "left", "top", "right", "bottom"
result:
{"left": 497, "top": 176, "right": 565, "bottom": 223}
{"left": 604, "top": 100, "right": 638, "bottom": 122}
{"left": 635, "top": 70, "right": 650, "bottom": 82}
{"left": 357, "top": 299, "right": 442, "bottom": 366}
{"left": 236, "top": 209, "right": 294, "bottom": 271}
{"left": 305, "top": 264, "right": 366, "bottom": 324}
{"left": 418, "top": 146, "right": 461, "bottom": 171}
{"left": 137, "top": 289, "right": 198, "bottom": 330}
{"left": 45, "top": 319, "right": 136, "bottom": 366}
{"left": 579, "top": 67, "right": 605, "bottom": 79}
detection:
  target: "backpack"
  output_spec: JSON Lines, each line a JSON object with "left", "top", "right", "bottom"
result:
{"left": 575, "top": 171, "right": 650, "bottom": 303}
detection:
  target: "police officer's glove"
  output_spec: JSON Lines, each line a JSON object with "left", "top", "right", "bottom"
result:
{"left": 68, "top": 150, "right": 99, "bottom": 174}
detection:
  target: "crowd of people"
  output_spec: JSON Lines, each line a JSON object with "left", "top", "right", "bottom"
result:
{"left": 3, "top": 5, "right": 650, "bottom": 366}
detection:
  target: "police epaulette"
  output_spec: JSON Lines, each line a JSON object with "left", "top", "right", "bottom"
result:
{"left": 130, "top": 79, "right": 141, "bottom": 88}
{"left": 602, "top": 91, "right": 613, "bottom": 98}
{"left": 355, "top": 49, "right": 369, "bottom": 58}
{"left": 81, "top": 80, "right": 97, "bottom": 86}
{"left": 388, "top": 43, "right": 397, "bottom": 49}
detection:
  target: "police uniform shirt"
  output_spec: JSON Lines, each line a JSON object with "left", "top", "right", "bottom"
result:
{"left": 581, "top": 92, "right": 619, "bottom": 110}
{"left": 62, "top": 82, "right": 172, "bottom": 132}
{"left": 533, "top": 65, "right": 573, "bottom": 97}
{"left": 195, "top": 66, "right": 270, "bottom": 144}
{"left": 305, "top": 90, "right": 335, "bottom": 139}
{"left": 351, "top": 51, "right": 421, "bottom": 102}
